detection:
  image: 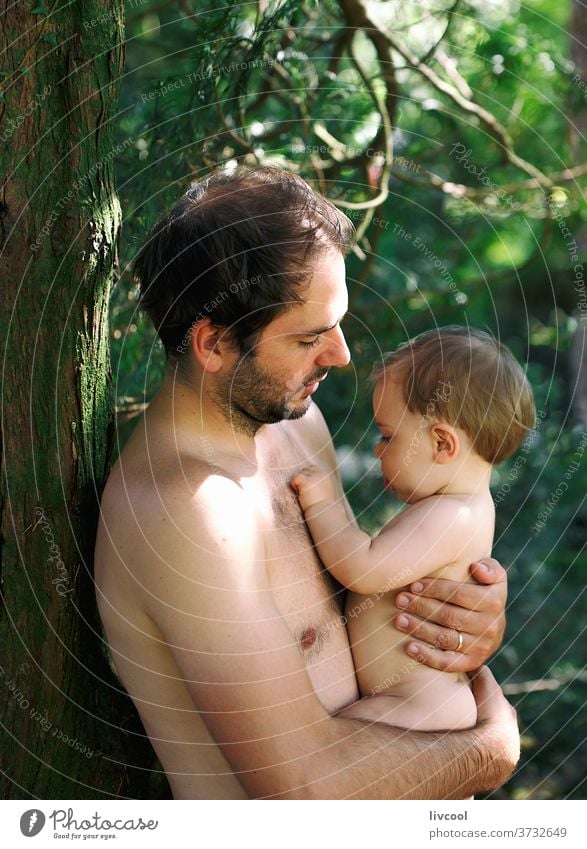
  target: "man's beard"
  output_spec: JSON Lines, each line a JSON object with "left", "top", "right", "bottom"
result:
{"left": 212, "top": 351, "right": 327, "bottom": 437}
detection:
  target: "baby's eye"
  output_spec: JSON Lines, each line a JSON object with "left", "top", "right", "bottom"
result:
{"left": 378, "top": 435, "right": 392, "bottom": 444}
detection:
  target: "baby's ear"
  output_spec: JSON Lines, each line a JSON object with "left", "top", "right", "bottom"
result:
{"left": 430, "top": 423, "right": 460, "bottom": 464}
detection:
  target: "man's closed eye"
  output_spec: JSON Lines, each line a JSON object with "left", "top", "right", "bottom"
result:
{"left": 300, "top": 336, "right": 321, "bottom": 349}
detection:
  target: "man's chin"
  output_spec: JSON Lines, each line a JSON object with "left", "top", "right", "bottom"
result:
{"left": 238, "top": 398, "right": 311, "bottom": 428}
{"left": 284, "top": 397, "right": 313, "bottom": 420}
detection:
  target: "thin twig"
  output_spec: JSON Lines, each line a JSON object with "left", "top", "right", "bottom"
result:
{"left": 434, "top": 47, "right": 473, "bottom": 100}
{"left": 339, "top": 0, "right": 553, "bottom": 189}
{"left": 419, "top": 0, "right": 462, "bottom": 66}
{"left": 503, "top": 669, "right": 587, "bottom": 695}
{"left": 327, "top": 9, "right": 396, "bottom": 229}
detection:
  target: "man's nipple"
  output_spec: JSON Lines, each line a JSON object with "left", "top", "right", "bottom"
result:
{"left": 300, "top": 627, "right": 317, "bottom": 651}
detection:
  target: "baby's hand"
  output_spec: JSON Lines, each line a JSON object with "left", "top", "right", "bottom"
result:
{"left": 290, "top": 465, "right": 336, "bottom": 511}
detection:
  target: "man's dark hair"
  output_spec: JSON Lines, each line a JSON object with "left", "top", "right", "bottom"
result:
{"left": 134, "top": 166, "right": 356, "bottom": 360}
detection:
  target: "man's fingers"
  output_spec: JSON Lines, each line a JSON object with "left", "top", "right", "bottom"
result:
{"left": 399, "top": 566, "right": 508, "bottom": 667}
{"left": 470, "top": 667, "right": 502, "bottom": 719}
{"left": 470, "top": 666, "right": 518, "bottom": 723}
{"left": 403, "top": 579, "right": 505, "bottom": 614}
{"left": 470, "top": 665, "right": 497, "bottom": 693}
{"left": 394, "top": 609, "right": 493, "bottom": 673}
{"left": 402, "top": 639, "right": 470, "bottom": 673}
{"left": 470, "top": 668, "right": 520, "bottom": 776}
{"left": 395, "top": 592, "right": 488, "bottom": 631}
{"left": 395, "top": 610, "right": 468, "bottom": 645}
{"left": 469, "top": 558, "right": 508, "bottom": 585}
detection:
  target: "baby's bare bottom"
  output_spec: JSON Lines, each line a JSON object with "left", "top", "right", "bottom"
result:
{"left": 339, "top": 679, "right": 476, "bottom": 800}
{"left": 339, "top": 677, "right": 477, "bottom": 731}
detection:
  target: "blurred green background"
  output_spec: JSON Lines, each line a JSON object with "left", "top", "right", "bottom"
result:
{"left": 110, "top": 0, "right": 585, "bottom": 798}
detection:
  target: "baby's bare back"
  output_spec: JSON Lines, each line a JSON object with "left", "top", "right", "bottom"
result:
{"left": 341, "top": 492, "right": 494, "bottom": 731}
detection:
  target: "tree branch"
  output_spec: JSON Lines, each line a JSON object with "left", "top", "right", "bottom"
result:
{"left": 434, "top": 47, "right": 473, "bottom": 100}
{"left": 503, "top": 669, "right": 587, "bottom": 695}
{"left": 388, "top": 161, "right": 587, "bottom": 204}
{"left": 419, "top": 0, "right": 462, "bottom": 66}
{"left": 328, "top": 3, "right": 398, "bottom": 237}
{"left": 338, "top": 0, "right": 553, "bottom": 190}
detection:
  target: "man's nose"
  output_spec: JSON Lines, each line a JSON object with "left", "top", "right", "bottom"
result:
{"left": 317, "top": 326, "right": 351, "bottom": 368}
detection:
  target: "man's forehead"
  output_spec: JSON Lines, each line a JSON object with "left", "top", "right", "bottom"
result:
{"left": 270, "top": 258, "right": 348, "bottom": 330}
{"left": 276, "top": 295, "right": 348, "bottom": 333}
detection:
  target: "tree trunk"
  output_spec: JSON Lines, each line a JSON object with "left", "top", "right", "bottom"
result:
{"left": 0, "top": 1, "right": 166, "bottom": 798}
{"left": 568, "top": 0, "right": 587, "bottom": 424}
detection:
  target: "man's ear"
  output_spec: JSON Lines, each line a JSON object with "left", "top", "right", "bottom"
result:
{"left": 430, "top": 423, "right": 460, "bottom": 463}
{"left": 190, "top": 319, "right": 231, "bottom": 373}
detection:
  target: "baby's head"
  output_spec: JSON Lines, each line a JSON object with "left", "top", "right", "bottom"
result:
{"left": 370, "top": 326, "right": 536, "bottom": 501}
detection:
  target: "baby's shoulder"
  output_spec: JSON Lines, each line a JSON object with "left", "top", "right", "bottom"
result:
{"left": 379, "top": 492, "right": 494, "bottom": 540}
{"left": 410, "top": 491, "right": 485, "bottom": 519}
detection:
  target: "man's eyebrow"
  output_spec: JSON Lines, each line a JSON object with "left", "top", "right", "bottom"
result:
{"left": 299, "top": 311, "right": 348, "bottom": 336}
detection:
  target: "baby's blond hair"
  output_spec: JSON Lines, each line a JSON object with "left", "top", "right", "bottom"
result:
{"left": 371, "top": 326, "right": 536, "bottom": 465}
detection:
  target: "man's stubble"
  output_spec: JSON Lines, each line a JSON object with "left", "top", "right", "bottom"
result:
{"left": 212, "top": 350, "right": 327, "bottom": 437}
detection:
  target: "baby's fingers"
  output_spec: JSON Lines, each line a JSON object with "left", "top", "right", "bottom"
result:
{"left": 291, "top": 466, "right": 316, "bottom": 486}
{"left": 290, "top": 474, "right": 305, "bottom": 493}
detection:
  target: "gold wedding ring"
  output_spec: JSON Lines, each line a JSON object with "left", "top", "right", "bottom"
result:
{"left": 456, "top": 631, "right": 464, "bottom": 652}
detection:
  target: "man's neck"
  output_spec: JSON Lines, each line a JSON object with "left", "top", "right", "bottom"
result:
{"left": 148, "top": 368, "right": 265, "bottom": 463}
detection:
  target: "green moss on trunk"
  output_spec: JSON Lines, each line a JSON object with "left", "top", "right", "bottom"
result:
{"left": 0, "top": 0, "right": 166, "bottom": 798}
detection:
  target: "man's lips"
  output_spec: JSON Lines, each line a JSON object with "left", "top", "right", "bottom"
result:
{"left": 305, "top": 371, "right": 328, "bottom": 386}
{"left": 299, "top": 371, "right": 328, "bottom": 397}
{"left": 301, "top": 381, "right": 321, "bottom": 397}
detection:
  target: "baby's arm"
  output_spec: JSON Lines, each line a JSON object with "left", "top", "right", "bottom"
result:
{"left": 290, "top": 465, "right": 472, "bottom": 595}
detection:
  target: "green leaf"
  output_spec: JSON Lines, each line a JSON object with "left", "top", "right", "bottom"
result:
{"left": 42, "top": 32, "right": 58, "bottom": 46}
{"left": 31, "top": 3, "right": 48, "bottom": 15}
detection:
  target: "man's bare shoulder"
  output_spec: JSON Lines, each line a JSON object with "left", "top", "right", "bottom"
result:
{"left": 97, "top": 453, "right": 264, "bottom": 619}
{"left": 102, "top": 446, "right": 256, "bottom": 539}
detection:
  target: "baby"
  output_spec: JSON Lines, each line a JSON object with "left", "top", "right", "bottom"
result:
{"left": 291, "top": 326, "right": 535, "bottom": 732}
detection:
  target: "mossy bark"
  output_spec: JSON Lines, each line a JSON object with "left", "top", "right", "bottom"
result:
{"left": 0, "top": 1, "right": 165, "bottom": 798}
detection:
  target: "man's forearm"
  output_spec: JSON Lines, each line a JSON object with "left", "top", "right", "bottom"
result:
{"left": 301, "top": 713, "right": 505, "bottom": 800}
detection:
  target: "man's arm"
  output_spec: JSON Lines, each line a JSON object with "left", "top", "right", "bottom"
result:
{"left": 143, "top": 477, "right": 518, "bottom": 800}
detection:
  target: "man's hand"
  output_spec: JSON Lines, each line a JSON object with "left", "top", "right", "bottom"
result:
{"left": 470, "top": 666, "right": 520, "bottom": 791}
{"left": 392, "top": 558, "right": 507, "bottom": 672}
{"left": 290, "top": 464, "right": 336, "bottom": 512}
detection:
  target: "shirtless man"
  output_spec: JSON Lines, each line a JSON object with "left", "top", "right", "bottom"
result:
{"left": 94, "top": 166, "right": 519, "bottom": 800}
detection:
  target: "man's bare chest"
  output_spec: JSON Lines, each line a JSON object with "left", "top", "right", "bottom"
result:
{"left": 249, "top": 461, "right": 355, "bottom": 711}
{"left": 242, "top": 433, "right": 344, "bottom": 637}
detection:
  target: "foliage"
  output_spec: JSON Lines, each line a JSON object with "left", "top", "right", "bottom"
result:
{"left": 110, "top": 0, "right": 586, "bottom": 798}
